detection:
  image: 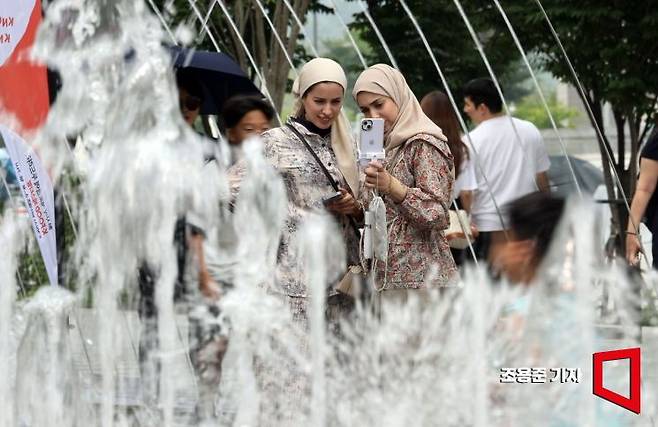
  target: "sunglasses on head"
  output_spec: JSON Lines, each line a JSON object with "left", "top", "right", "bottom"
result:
{"left": 180, "top": 95, "right": 202, "bottom": 111}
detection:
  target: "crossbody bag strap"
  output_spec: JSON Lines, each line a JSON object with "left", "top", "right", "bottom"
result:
{"left": 286, "top": 123, "right": 341, "bottom": 192}
{"left": 285, "top": 122, "right": 361, "bottom": 238}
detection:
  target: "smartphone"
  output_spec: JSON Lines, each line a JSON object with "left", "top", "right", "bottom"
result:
{"left": 359, "top": 118, "right": 385, "bottom": 164}
{"left": 322, "top": 191, "right": 343, "bottom": 206}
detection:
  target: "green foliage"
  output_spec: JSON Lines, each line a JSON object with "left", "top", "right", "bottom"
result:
{"left": 13, "top": 168, "right": 82, "bottom": 298}
{"left": 514, "top": 93, "right": 579, "bottom": 129}
{"left": 16, "top": 247, "right": 48, "bottom": 298}
{"left": 349, "top": 0, "right": 526, "bottom": 104}
{"left": 500, "top": 0, "right": 658, "bottom": 126}
{"left": 321, "top": 30, "right": 374, "bottom": 120}
{"left": 499, "top": 0, "right": 658, "bottom": 240}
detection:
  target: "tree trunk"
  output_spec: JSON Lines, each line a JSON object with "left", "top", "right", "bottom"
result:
{"left": 267, "top": 0, "right": 312, "bottom": 113}
{"left": 613, "top": 109, "right": 625, "bottom": 179}
{"left": 578, "top": 90, "right": 622, "bottom": 253}
{"left": 612, "top": 108, "right": 630, "bottom": 254}
{"left": 201, "top": 0, "right": 313, "bottom": 113}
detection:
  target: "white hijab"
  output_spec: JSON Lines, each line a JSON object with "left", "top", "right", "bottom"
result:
{"left": 292, "top": 58, "right": 359, "bottom": 196}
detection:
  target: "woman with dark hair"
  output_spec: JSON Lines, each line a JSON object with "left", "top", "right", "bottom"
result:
{"left": 421, "top": 90, "right": 478, "bottom": 264}
{"left": 420, "top": 90, "right": 477, "bottom": 212}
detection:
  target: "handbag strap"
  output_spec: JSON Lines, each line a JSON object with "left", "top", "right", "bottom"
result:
{"left": 286, "top": 122, "right": 340, "bottom": 192}
{"left": 286, "top": 121, "right": 361, "bottom": 239}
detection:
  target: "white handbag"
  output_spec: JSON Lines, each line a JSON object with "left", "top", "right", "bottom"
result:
{"left": 446, "top": 209, "right": 474, "bottom": 249}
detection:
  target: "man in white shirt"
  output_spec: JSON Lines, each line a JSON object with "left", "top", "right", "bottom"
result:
{"left": 462, "top": 78, "right": 550, "bottom": 263}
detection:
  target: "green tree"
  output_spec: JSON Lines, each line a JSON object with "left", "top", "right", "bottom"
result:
{"left": 349, "top": 0, "right": 526, "bottom": 104}
{"left": 514, "top": 92, "right": 578, "bottom": 129}
{"left": 500, "top": 0, "right": 658, "bottom": 245}
{"left": 321, "top": 31, "right": 373, "bottom": 120}
{"left": 152, "top": 0, "right": 333, "bottom": 112}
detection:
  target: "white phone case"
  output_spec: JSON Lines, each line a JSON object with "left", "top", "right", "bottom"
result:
{"left": 358, "top": 118, "right": 385, "bottom": 164}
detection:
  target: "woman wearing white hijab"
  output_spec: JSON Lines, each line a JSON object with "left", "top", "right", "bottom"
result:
{"left": 260, "top": 57, "right": 362, "bottom": 324}
{"left": 353, "top": 64, "right": 457, "bottom": 298}
{"left": 245, "top": 58, "right": 363, "bottom": 424}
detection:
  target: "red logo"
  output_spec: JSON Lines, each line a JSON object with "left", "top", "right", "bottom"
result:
{"left": 592, "top": 347, "right": 641, "bottom": 414}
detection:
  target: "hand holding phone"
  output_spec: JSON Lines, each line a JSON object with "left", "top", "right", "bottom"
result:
{"left": 324, "top": 188, "right": 361, "bottom": 217}
{"left": 322, "top": 191, "right": 343, "bottom": 206}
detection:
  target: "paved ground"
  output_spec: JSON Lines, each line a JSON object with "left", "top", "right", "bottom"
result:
{"left": 67, "top": 309, "right": 199, "bottom": 425}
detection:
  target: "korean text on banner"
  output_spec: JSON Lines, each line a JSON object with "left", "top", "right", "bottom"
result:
{"left": 1, "top": 124, "right": 57, "bottom": 286}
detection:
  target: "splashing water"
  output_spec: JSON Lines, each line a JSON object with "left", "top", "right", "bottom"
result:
{"left": 1, "top": 1, "right": 657, "bottom": 426}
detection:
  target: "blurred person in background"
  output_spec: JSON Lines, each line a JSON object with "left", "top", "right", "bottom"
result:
{"left": 421, "top": 90, "right": 478, "bottom": 265}
{"left": 220, "top": 94, "right": 274, "bottom": 165}
{"left": 139, "top": 70, "right": 225, "bottom": 421}
{"left": 177, "top": 69, "right": 204, "bottom": 128}
{"left": 462, "top": 78, "right": 550, "bottom": 264}
{"left": 626, "top": 129, "right": 658, "bottom": 268}
{"left": 494, "top": 192, "right": 565, "bottom": 284}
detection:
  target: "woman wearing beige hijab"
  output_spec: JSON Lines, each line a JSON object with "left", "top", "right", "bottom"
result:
{"left": 260, "top": 57, "right": 362, "bottom": 324}
{"left": 353, "top": 64, "right": 457, "bottom": 298}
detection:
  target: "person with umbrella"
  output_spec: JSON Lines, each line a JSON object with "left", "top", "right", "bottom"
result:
{"left": 169, "top": 46, "right": 262, "bottom": 116}
{"left": 176, "top": 68, "right": 205, "bottom": 127}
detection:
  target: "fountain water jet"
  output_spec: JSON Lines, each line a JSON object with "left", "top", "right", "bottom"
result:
{"left": 356, "top": 1, "right": 398, "bottom": 69}
{"left": 452, "top": 0, "right": 549, "bottom": 196}
{"left": 491, "top": 0, "right": 583, "bottom": 199}
{"left": 2, "top": 2, "right": 656, "bottom": 426}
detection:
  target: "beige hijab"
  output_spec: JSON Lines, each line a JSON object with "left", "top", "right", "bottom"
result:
{"left": 292, "top": 58, "right": 359, "bottom": 196}
{"left": 352, "top": 64, "right": 447, "bottom": 156}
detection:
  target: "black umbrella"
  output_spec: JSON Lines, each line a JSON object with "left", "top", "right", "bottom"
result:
{"left": 169, "top": 46, "right": 262, "bottom": 115}
{"left": 547, "top": 155, "right": 604, "bottom": 197}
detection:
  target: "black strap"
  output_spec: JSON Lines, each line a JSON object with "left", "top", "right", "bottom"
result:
{"left": 286, "top": 122, "right": 361, "bottom": 238}
{"left": 286, "top": 122, "right": 340, "bottom": 192}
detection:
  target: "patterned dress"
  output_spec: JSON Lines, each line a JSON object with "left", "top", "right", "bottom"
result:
{"left": 373, "top": 133, "right": 458, "bottom": 290}
{"left": 251, "top": 120, "right": 359, "bottom": 425}
{"left": 260, "top": 120, "right": 361, "bottom": 299}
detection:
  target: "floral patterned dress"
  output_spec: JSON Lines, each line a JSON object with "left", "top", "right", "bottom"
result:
{"left": 373, "top": 133, "right": 457, "bottom": 290}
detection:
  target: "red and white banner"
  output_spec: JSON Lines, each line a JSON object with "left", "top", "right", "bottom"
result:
{"left": 0, "top": 0, "right": 49, "bottom": 131}
{"left": 0, "top": 0, "right": 56, "bottom": 286}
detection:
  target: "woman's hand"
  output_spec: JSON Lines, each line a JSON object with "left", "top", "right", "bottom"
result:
{"left": 199, "top": 266, "right": 222, "bottom": 301}
{"left": 326, "top": 187, "right": 362, "bottom": 218}
{"left": 364, "top": 160, "right": 408, "bottom": 203}
{"left": 364, "top": 161, "right": 391, "bottom": 193}
{"left": 200, "top": 277, "right": 222, "bottom": 301}
{"left": 626, "top": 233, "right": 643, "bottom": 266}
{"left": 470, "top": 223, "right": 479, "bottom": 239}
